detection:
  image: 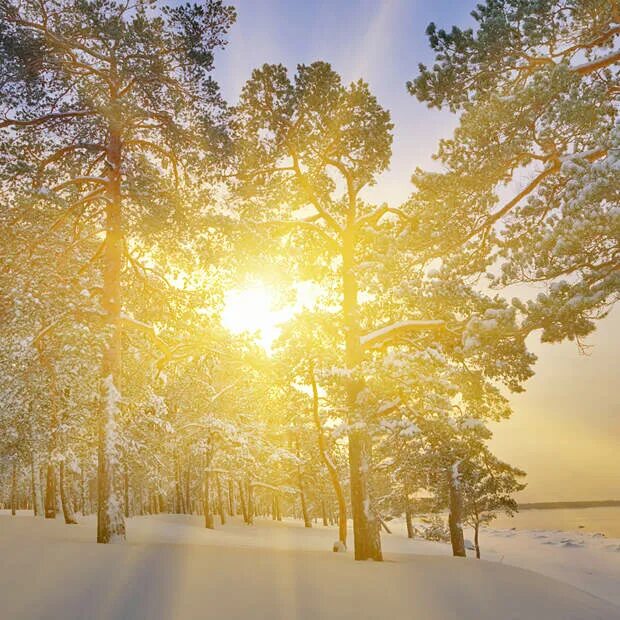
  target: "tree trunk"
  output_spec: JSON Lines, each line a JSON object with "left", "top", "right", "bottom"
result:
{"left": 310, "top": 366, "right": 347, "bottom": 546}
{"left": 321, "top": 498, "right": 328, "bottom": 526}
{"left": 404, "top": 483, "right": 414, "bottom": 538}
{"left": 216, "top": 473, "right": 226, "bottom": 525}
{"left": 448, "top": 463, "right": 466, "bottom": 557}
{"left": 59, "top": 461, "right": 78, "bottom": 524}
{"left": 238, "top": 480, "right": 248, "bottom": 524}
{"left": 97, "top": 114, "right": 126, "bottom": 544}
{"left": 185, "top": 455, "right": 192, "bottom": 514}
{"left": 342, "top": 228, "right": 381, "bottom": 561}
{"left": 227, "top": 478, "right": 235, "bottom": 515}
{"left": 123, "top": 463, "right": 130, "bottom": 518}
{"left": 80, "top": 467, "right": 86, "bottom": 515}
{"left": 30, "top": 458, "right": 37, "bottom": 516}
{"left": 474, "top": 522, "right": 481, "bottom": 559}
{"left": 44, "top": 463, "right": 56, "bottom": 519}
{"left": 174, "top": 450, "right": 185, "bottom": 514}
{"left": 295, "top": 439, "right": 311, "bottom": 528}
{"left": 405, "top": 506, "right": 414, "bottom": 539}
{"left": 31, "top": 453, "right": 43, "bottom": 517}
{"left": 246, "top": 482, "right": 254, "bottom": 525}
{"left": 203, "top": 449, "right": 214, "bottom": 528}
{"left": 299, "top": 486, "right": 311, "bottom": 528}
{"left": 275, "top": 494, "right": 282, "bottom": 521}
{"left": 11, "top": 461, "right": 17, "bottom": 516}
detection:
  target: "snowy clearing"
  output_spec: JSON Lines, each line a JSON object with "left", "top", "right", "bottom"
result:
{"left": 1, "top": 512, "right": 618, "bottom": 620}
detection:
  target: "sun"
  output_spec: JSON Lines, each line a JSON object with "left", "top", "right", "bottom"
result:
{"left": 221, "top": 281, "right": 321, "bottom": 351}
{"left": 221, "top": 283, "right": 282, "bottom": 351}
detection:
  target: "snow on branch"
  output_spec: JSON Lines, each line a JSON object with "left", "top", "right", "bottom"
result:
{"left": 120, "top": 314, "right": 170, "bottom": 355}
{"left": 249, "top": 481, "right": 300, "bottom": 495}
{"left": 0, "top": 110, "right": 94, "bottom": 129}
{"left": 573, "top": 49, "right": 620, "bottom": 75}
{"left": 361, "top": 320, "right": 445, "bottom": 348}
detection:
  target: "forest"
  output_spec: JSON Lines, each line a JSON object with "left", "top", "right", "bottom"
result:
{"left": 0, "top": 0, "right": 617, "bottom": 575}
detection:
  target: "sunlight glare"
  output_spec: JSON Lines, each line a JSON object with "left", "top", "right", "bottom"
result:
{"left": 222, "top": 284, "right": 281, "bottom": 350}
{"left": 222, "top": 281, "right": 320, "bottom": 351}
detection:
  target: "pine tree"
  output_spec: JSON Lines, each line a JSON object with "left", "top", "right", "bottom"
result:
{"left": 0, "top": 0, "right": 235, "bottom": 542}
{"left": 408, "top": 0, "right": 619, "bottom": 346}
{"left": 232, "top": 62, "right": 450, "bottom": 560}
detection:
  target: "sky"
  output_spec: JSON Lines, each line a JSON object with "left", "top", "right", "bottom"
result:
{"left": 211, "top": 0, "right": 619, "bottom": 502}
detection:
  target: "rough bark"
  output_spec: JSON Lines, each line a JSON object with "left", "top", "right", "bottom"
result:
{"left": 343, "top": 227, "right": 382, "bottom": 561}
{"left": 216, "top": 473, "right": 226, "bottom": 525}
{"left": 405, "top": 506, "right": 414, "bottom": 539}
{"left": 96, "top": 111, "right": 126, "bottom": 544}
{"left": 59, "top": 461, "right": 78, "bottom": 524}
{"left": 448, "top": 464, "right": 466, "bottom": 557}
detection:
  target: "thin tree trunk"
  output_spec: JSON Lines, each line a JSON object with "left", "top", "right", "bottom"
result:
{"left": 123, "top": 462, "right": 130, "bottom": 518}
{"left": 97, "top": 109, "right": 126, "bottom": 544}
{"left": 31, "top": 453, "right": 43, "bottom": 517}
{"left": 174, "top": 449, "right": 185, "bottom": 514}
{"left": 228, "top": 478, "right": 235, "bottom": 515}
{"left": 321, "top": 498, "right": 328, "bottom": 526}
{"left": 44, "top": 463, "right": 56, "bottom": 519}
{"left": 310, "top": 366, "right": 347, "bottom": 547}
{"left": 185, "top": 454, "right": 192, "bottom": 514}
{"left": 59, "top": 461, "right": 78, "bottom": 524}
{"left": 295, "top": 438, "right": 311, "bottom": 528}
{"left": 30, "top": 457, "right": 37, "bottom": 516}
{"left": 448, "top": 463, "right": 466, "bottom": 557}
{"left": 238, "top": 480, "right": 248, "bottom": 524}
{"left": 246, "top": 482, "right": 254, "bottom": 525}
{"left": 216, "top": 473, "right": 226, "bottom": 525}
{"left": 404, "top": 483, "right": 414, "bottom": 538}
{"left": 11, "top": 461, "right": 17, "bottom": 516}
{"left": 379, "top": 514, "right": 391, "bottom": 534}
{"left": 203, "top": 450, "right": 214, "bottom": 529}
{"left": 80, "top": 467, "right": 86, "bottom": 515}
{"left": 474, "top": 522, "right": 481, "bottom": 559}
{"left": 275, "top": 494, "right": 282, "bottom": 521}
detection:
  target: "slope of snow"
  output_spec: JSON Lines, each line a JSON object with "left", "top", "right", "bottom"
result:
{"left": 0, "top": 512, "right": 618, "bottom": 620}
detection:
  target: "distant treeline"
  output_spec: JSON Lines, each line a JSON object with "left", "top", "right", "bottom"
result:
{"left": 518, "top": 500, "right": 620, "bottom": 511}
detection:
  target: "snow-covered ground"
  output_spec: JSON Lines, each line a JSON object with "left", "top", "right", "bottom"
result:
{"left": 0, "top": 511, "right": 618, "bottom": 619}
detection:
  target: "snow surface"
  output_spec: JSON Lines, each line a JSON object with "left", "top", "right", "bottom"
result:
{"left": 0, "top": 511, "right": 618, "bottom": 619}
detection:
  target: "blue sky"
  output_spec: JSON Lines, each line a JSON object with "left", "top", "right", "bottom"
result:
{"left": 210, "top": 0, "right": 619, "bottom": 502}
{"left": 214, "top": 0, "right": 474, "bottom": 204}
